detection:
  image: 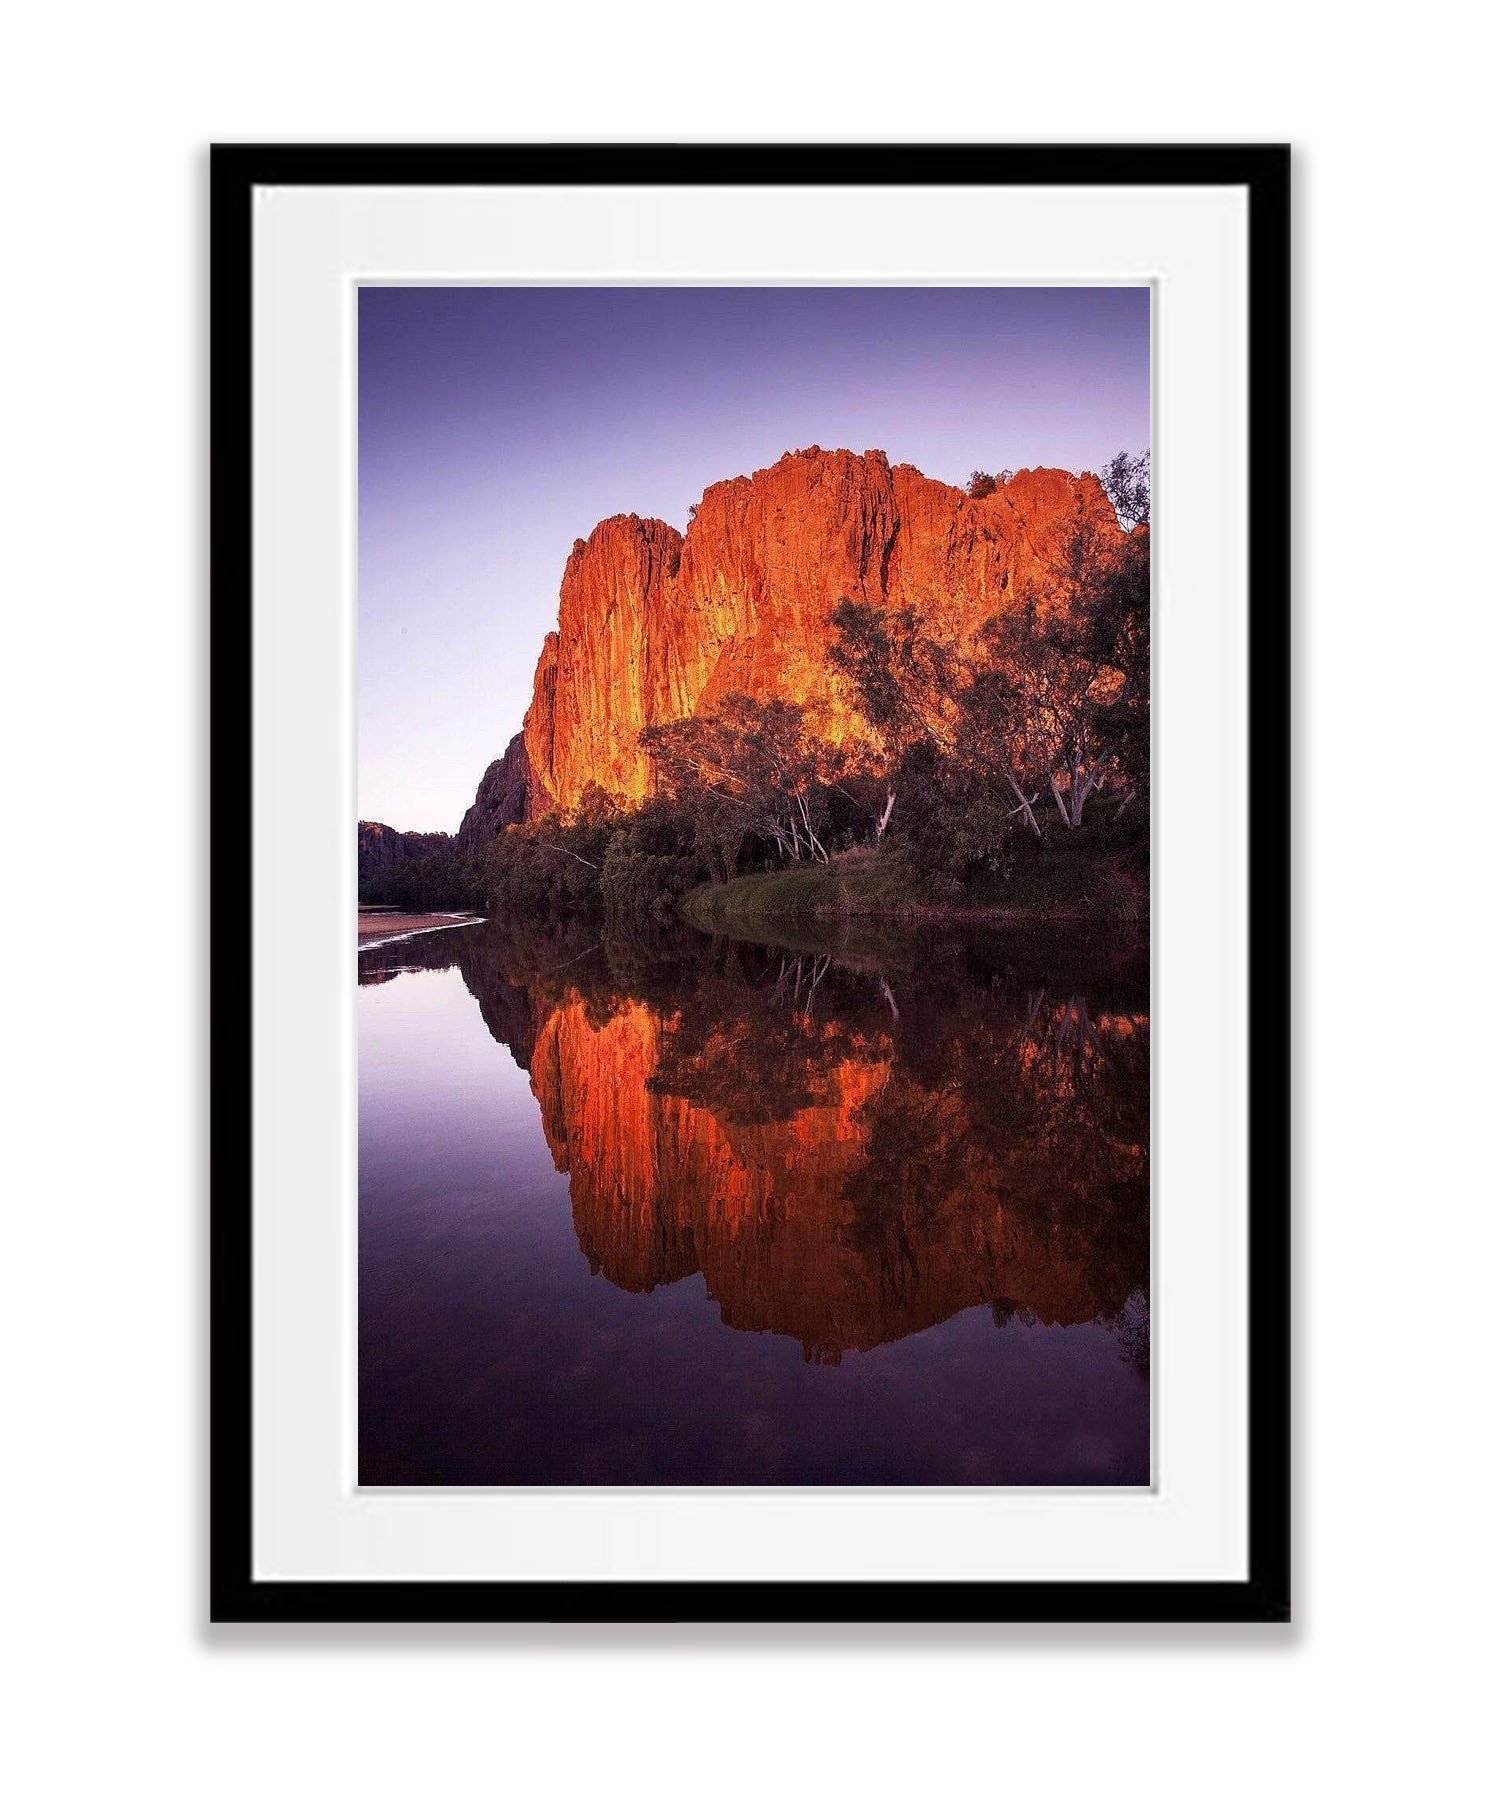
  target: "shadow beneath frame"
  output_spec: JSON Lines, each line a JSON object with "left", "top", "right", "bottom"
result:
{"left": 202, "top": 1620, "right": 1296, "bottom": 1652}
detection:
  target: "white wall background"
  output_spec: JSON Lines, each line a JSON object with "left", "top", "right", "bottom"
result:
{"left": 4, "top": 5, "right": 1494, "bottom": 1796}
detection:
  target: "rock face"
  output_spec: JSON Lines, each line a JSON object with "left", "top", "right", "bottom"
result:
{"left": 515, "top": 447, "right": 1120, "bottom": 816}
{"left": 357, "top": 820, "right": 451, "bottom": 884}
{"left": 455, "top": 731, "right": 532, "bottom": 853}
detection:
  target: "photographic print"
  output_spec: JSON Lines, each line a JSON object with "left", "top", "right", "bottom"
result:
{"left": 357, "top": 284, "right": 1152, "bottom": 1489}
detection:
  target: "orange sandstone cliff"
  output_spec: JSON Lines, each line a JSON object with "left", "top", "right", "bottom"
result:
{"left": 465, "top": 447, "right": 1120, "bottom": 827}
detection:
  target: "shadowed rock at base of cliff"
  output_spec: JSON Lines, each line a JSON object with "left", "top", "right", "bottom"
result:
{"left": 455, "top": 731, "right": 533, "bottom": 852}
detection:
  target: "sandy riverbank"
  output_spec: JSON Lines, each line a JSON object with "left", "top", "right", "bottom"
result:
{"left": 357, "top": 911, "right": 485, "bottom": 949}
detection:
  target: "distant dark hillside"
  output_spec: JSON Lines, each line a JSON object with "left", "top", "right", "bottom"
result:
{"left": 358, "top": 820, "right": 452, "bottom": 894}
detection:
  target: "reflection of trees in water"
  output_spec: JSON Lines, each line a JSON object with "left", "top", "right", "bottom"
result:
{"left": 841, "top": 1078, "right": 974, "bottom": 1308}
{"left": 369, "top": 914, "right": 1149, "bottom": 1358}
{"left": 646, "top": 949, "right": 887, "bottom": 1129}
{"left": 840, "top": 979, "right": 1148, "bottom": 1335}
{"left": 1108, "top": 1289, "right": 1151, "bottom": 1379}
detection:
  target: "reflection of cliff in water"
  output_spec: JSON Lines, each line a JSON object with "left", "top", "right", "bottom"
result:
{"left": 360, "top": 917, "right": 1150, "bottom": 1364}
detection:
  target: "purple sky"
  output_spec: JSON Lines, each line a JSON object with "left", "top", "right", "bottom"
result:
{"left": 359, "top": 286, "right": 1149, "bottom": 832}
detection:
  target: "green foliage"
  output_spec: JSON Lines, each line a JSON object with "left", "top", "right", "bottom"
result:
{"left": 641, "top": 692, "right": 837, "bottom": 874}
{"left": 828, "top": 598, "right": 957, "bottom": 765}
{"left": 480, "top": 812, "right": 614, "bottom": 917}
{"left": 359, "top": 850, "right": 485, "bottom": 911}
{"left": 477, "top": 791, "right": 705, "bottom": 923}
{"left": 1098, "top": 449, "right": 1151, "bottom": 527}
{"left": 601, "top": 839, "right": 702, "bottom": 922}
{"left": 885, "top": 740, "right": 1012, "bottom": 896}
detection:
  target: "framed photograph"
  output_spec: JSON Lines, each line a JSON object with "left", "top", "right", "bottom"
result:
{"left": 211, "top": 143, "right": 1289, "bottom": 1623}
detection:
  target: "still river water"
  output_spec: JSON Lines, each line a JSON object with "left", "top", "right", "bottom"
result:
{"left": 359, "top": 914, "right": 1149, "bottom": 1485}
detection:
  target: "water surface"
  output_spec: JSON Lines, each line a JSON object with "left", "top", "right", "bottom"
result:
{"left": 359, "top": 915, "right": 1149, "bottom": 1485}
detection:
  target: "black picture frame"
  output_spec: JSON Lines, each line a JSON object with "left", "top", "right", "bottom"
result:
{"left": 210, "top": 143, "right": 1290, "bottom": 1626}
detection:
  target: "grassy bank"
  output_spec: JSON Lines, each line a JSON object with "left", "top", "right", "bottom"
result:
{"left": 679, "top": 856, "right": 922, "bottom": 931}
{"left": 678, "top": 847, "right": 1145, "bottom": 934}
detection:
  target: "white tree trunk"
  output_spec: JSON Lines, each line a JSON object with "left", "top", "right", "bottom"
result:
{"left": 1006, "top": 775, "right": 1043, "bottom": 838}
{"left": 875, "top": 787, "right": 896, "bottom": 843}
{"left": 1049, "top": 772, "right": 1072, "bottom": 826}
